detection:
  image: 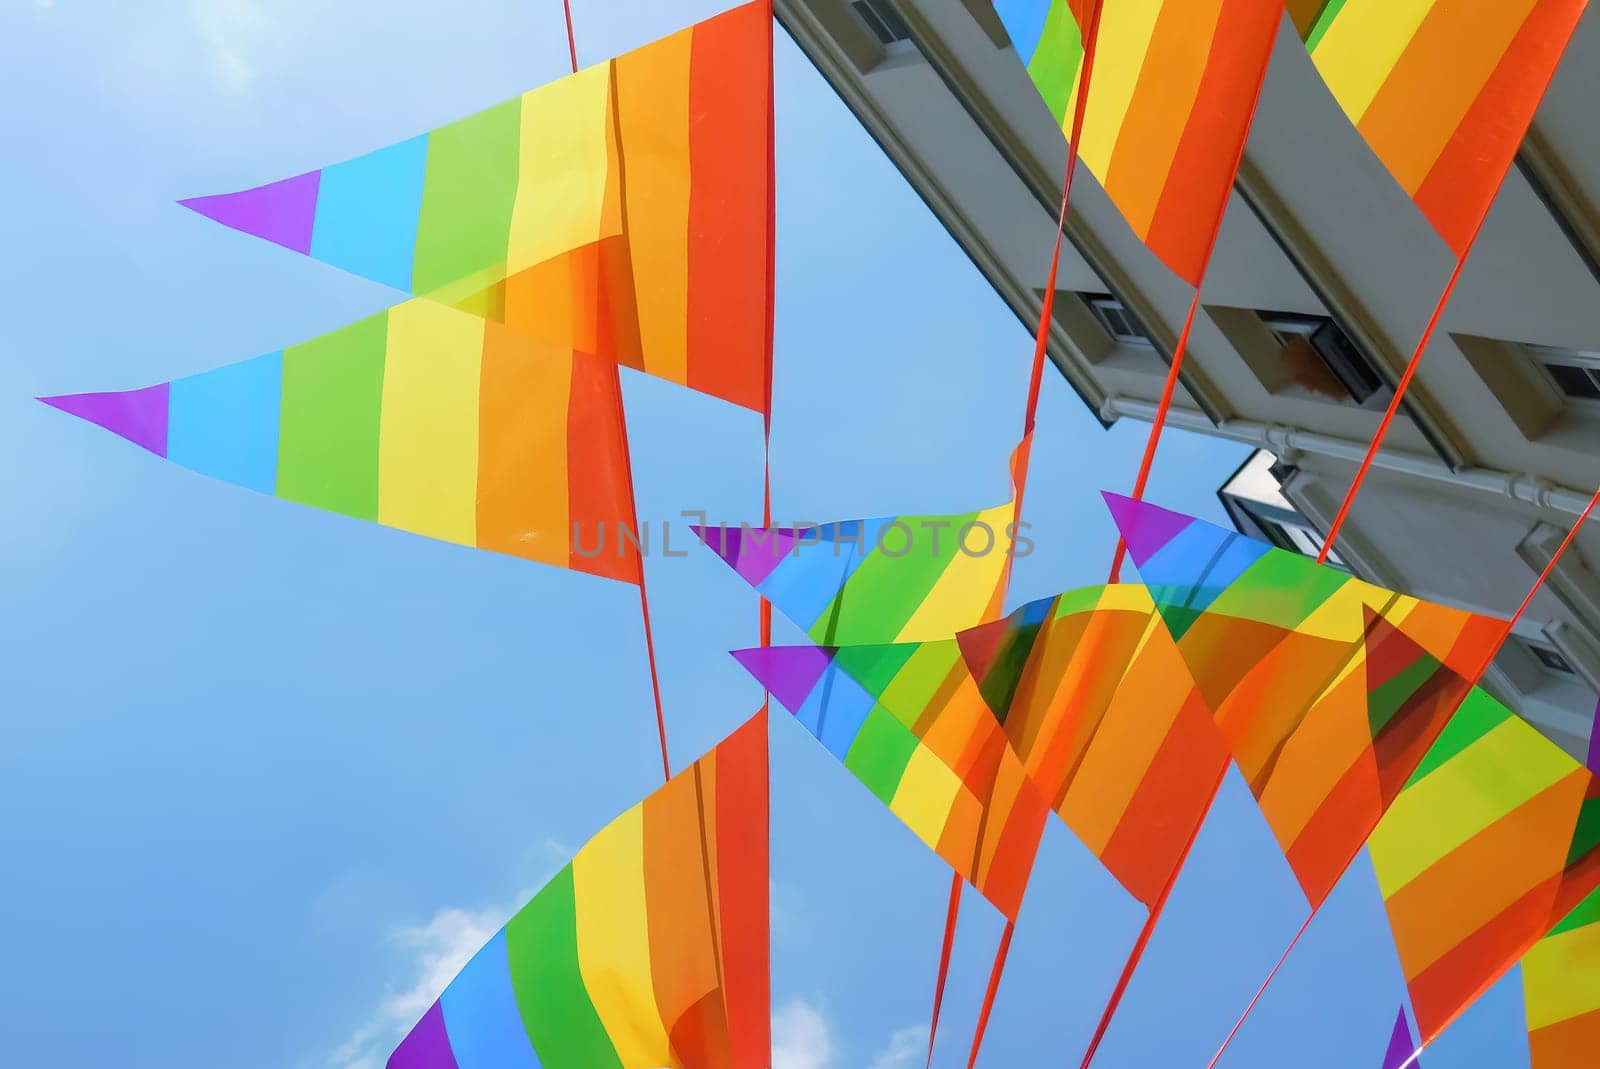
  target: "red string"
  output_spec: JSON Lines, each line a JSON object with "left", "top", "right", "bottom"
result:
{"left": 1201, "top": 912, "right": 1314, "bottom": 1068}
{"left": 1106, "top": 32, "right": 1274, "bottom": 585}
{"left": 964, "top": 921, "right": 1016, "bottom": 1069}
{"left": 561, "top": 0, "right": 578, "bottom": 72}
{"left": 1003, "top": 0, "right": 1106, "bottom": 603}
{"left": 1077, "top": 760, "right": 1229, "bottom": 1067}
{"left": 1107, "top": 287, "right": 1201, "bottom": 583}
{"left": 935, "top": 6, "right": 1108, "bottom": 1064}
{"left": 1202, "top": 482, "right": 1600, "bottom": 1067}
{"left": 923, "top": 874, "right": 964, "bottom": 1069}
{"left": 583, "top": 9, "right": 669, "bottom": 781}
{"left": 1314, "top": 252, "right": 1469, "bottom": 565}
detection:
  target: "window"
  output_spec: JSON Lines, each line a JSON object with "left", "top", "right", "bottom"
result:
{"left": 1085, "top": 294, "right": 1152, "bottom": 347}
{"left": 1529, "top": 346, "right": 1600, "bottom": 404}
{"left": 851, "top": 0, "right": 912, "bottom": 45}
{"left": 1261, "top": 312, "right": 1385, "bottom": 406}
{"left": 1258, "top": 516, "right": 1347, "bottom": 570}
{"left": 1527, "top": 640, "right": 1577, "bottom": 674}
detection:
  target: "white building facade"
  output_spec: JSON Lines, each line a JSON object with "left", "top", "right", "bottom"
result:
{"left": 778, "top": 0, "right": 1600, "bottom": 753}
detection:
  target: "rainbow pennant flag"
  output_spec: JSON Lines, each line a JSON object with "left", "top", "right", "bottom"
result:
{"left": 1523, "top": 885, "right": 1600, "bottom": 1068}
{"left": 1367, "top": 692, "right": 1600, "bottom": 1042}
{"left": 693, "top": 503, "right": 1016, "bottom": 646}
{"left": 41, "top": 300, "right": 641, "bottom": 584}
{"left": 1297, "top": 0, "right": 1587, "bottom": 257}
{"left": 994, "top": 0, "right": 1284, "bottom": 284}
{"left": 181, "top": 1, "right": 772, "bottom": 413}
{"left": 735, "top": 584, "right": 1234, "bottom": 915}
{"left": 1105, "top": 494, "right": 1504, "bottom": 909}
{"left": 735, "top": 638, "right": 1048, "bottom": 920}
{"left": 955, "top": 585, "right": 1228, "bottom": 907}
{"left": 389, "top": 712, "right": 769, "bottom": 1069}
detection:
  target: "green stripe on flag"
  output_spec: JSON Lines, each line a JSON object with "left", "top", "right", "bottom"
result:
{"left": 833, "top": 643, "right": 920, "bottom": 700}
{"left": 846, "top": 708, "right": 922, "bottom": 805}
{"left": 1367, "top": 654, "right": 1443, "bottom": 737}
{"left": 1405, "top": 688, "right": 1511, "bottom": 789}
{"left": 1028, "top": 0, "right": 1084, "bottom": 127}
{"left": 1305, "top": 0, "right": 1349, "bottom": 53}
{"left": 413, "top": 97, "right": 521, "bottom": 296}
{"left": 1207, "top": 550, "right": 1350, "bottom": 631}
{"left": 506, "top": 865, "right": 623, "bottom": 1069}
{"left": 1550, "top": 886, "right": 1600, "bottom": 937}
{"left": 808, "top": 513, "right": 977, "bottom": 644}
{"left": 277, "top": 312, "right": 387, "bottom": 521}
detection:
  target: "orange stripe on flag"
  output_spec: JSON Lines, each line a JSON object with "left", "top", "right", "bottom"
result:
{"left": 1357, "top": 0, "right": 1539, "bottom": 198}
{"left": 1103, "top": 0, "right": 1225, "bottom": 241}
{"left": 686, "top": 0, "right": 770, "bottom": 413}
{"left": 1412, "top": 0, "right": 1586, "bottom": 255}
{"left": 1142, "top": 0, "right": 1278, "bottom": 284}
{"left": 644, "top": 762, "right": 728, "bottom": 1064}
{"left": 475, "top": 326, "right": 574, "bottom": 569}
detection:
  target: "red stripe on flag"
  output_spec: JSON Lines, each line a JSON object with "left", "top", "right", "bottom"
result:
{"left": 1412, "top": 0, "right": 1586, "bottom": 256}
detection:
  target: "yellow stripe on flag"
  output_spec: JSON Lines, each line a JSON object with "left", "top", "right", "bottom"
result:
{"left": 1524, "top": 922, "right": 1600, "bottom": 1030}
{"left": 895, "top": 505, "right": 1011, "bottom": 643}
{"left": 892, "top": 745, "right": 965, "bottom": 849}
{"left": 572, "top": 805, "right": 675, "bottom": 1067}
{"left": 1368, "top": 716, "right": 1576, "bottom": 897}
{"left": 1309, "top": 0, "right": 1440, "bottom": 123}
{"left": 507, "top": 63, "right": 618, "bottom": 277}
{"left": 378, "top": 300, "right": 482, "bottom": 546}
{"left": 1077, "top": 0, "right": 1166, "bottom": 178}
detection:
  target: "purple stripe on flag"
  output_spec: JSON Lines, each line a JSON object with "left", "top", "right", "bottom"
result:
{"left": 692, "top": 524, "right": 801, "bottom": 588}
{"left": 181, "top": 169, "right": 322, "bottom": 255}
{"left": 40, "top": 384, "right": 170, "bottom": 457}
{"left": 1382, "top": 1007, "right": 1418, "bottom": 1069}
{"left": 388, "top": 1001, "right": 460, "bottom": 1069}
{"left": 1102, "top": 491, "right": 1194, "bottom": 568}
{"left": 733, "top": 645, "right": 834, "bottom": 713}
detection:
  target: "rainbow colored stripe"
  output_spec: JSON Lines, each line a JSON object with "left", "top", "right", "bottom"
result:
{"left": 736, "top": 583, "right": 1231, "bottom": 914}
{"left": 1524, "top": 886, "right": 1600, "bottom": 1068}
{"left": 735, "top": 639, "right": 1047, "bottom": 920}
{"left": 995, "top": 0, "right": 1282, "bottom": 284}
{"left": 694, "top": 505, "right": 1013, "bottom": 647}
{"left": 957, "top": 585, "right": 1227, "bottom": 907}
{"left": 1299, "top": 0, "right": 1587, "bottom": 256}
{"left": 41, "top": 300, "right": 640, "bottom": 584}
{"left": 182, "top": 1, "right": 771, "bottom": 412}
{"left": 1367, "top": 692, "right": 1600, "bottom": 1041}
{"left": 1105, "top": 494, "right": 1504, "bottom": 908}
{"left": 390, "top": 713, "right": 769, "bottom": 1069}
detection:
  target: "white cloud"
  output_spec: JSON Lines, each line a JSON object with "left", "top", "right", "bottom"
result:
{"left": 770, "top": 1003, "right": 927, "bottom": 1069}
{"left": 321, "top": 840, "right": 573, "bottom": 1069}
{"left": 327, "top": 901, "right": 511, "bottom": 1069}
{"left": 869, "top": 1024, "right": 929, "bottom": 1069}
{"left": 773, "top": 999, "right": 833, "bottom": 1069}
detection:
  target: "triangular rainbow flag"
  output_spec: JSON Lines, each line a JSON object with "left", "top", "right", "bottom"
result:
{"left": 694, "top": 502, "right": 1015, "bottom": 646}
{"left": 181, "top": 1, "right": 773, "bottom": 414}
{"left": 42, "top": 299, "right": 641, "bottom": 584}
{"left": 390, "top": 712, "right": 769, "bottom": 1069}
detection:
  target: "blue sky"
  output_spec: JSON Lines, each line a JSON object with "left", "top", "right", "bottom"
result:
{"left": 0, "top": 2, "right": 1531, "bottom": 1066}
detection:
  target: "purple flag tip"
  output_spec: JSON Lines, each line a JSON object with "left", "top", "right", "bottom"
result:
{"left": 692, "top": 524, "right": 740, "bottom": 563}
{"left": 1382, "top": 1007, "right": 1419, "bottom": 1069}
{"left": 1101, "top": 490, "right": 1193, "bottom": 567}
{"left": 180, "top": 169, "right": 321, "bottom": 255}
{"left": 40, "top": 385, "right": 170, "bottom": 457}
{"left": 732, "top": 646, "right": 834, "bottom": 714}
